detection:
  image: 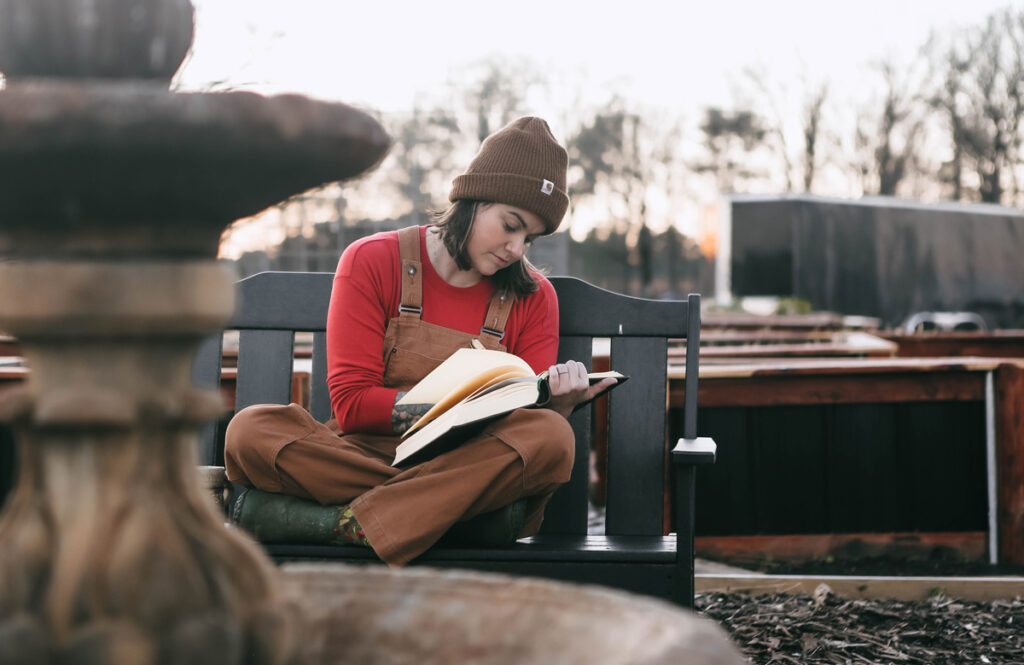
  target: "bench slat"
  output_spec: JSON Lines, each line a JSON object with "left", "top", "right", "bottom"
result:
{"left": 606, "top": 336, "right": 668, "bottom": 536}
{"left": 309, "top": 331, "right": 331, "bottom": 422}
{"left": 233, "top": 271, "right": 334, "bottom": 330}
{"left": 555, "top": 277, "right": 690, "bottom": 337}
{"left": 236, "top": 330, "right": 295, "bottom": 411}
{"left": 192, "top": 333, "right": 224, "bottom": 466}
{"left": 263, "top": 535, "right": 676, "bottom": 563}
{"left": 539, "top": 334, "right": 594, "bottom": 536}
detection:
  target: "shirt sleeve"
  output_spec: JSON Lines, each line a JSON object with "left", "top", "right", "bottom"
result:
{"left": 506, "top": 276, "right": 560, "bottom": 374}
{"left": 326, "top": 237, "right": 401, "bottom": 434}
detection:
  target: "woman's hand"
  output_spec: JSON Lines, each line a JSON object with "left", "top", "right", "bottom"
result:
{"left": 545, "top": 360, "right": 618, "bottom": 420}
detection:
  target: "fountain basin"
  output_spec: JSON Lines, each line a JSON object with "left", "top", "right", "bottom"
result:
{"left": 283, "top": 563, "right": 745, "bottom": 665}
{"left": 0, "top": 80, "right": 390, "bottom": 256}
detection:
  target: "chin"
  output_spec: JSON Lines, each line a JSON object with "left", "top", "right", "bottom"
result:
{"left": 475, "top": 261, "right": 502, "bottom": 277}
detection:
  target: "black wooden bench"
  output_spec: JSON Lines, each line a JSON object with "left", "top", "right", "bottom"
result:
{"left": 193, "top": 271, "right": 716, "bottom": 607}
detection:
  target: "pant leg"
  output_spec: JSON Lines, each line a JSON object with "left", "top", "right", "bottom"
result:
{"left": 351, "top": 407, "right": 574, "bottom": 566}
{"left": 224, "top": 403, "right": 400, "bottom": 504}
{"left": 226, "top": 403, "right": 576, "bottom": 567}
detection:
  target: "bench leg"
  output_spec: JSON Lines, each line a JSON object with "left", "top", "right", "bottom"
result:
{"left": 672, "top": 464, "right": 697, "bottom": 608}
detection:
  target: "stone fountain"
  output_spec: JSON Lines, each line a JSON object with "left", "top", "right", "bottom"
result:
{"left": 0, "top": 2, "right": 745, "bottom": 663}
{"left": 0, "top": 1, "right": 388, "bottom": 661}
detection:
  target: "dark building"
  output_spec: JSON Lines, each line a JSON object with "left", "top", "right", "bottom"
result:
{"left": 719, "top": 194, "right": 1024, "bottom": 328}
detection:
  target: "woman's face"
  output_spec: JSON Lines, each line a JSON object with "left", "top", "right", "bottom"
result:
{"left": 465, "top": 203, "right": 546, "bottom": 277}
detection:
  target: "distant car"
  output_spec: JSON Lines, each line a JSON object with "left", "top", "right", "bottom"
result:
{"left": 901, "top": 311, "right": 987, "bottom": 333}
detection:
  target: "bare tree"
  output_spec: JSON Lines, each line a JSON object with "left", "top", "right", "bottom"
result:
{"left": 451, "top": 57, "right": 546, "bottom": 144}
{"left": 963, "top": 10, "right": 1024, "bottom": 203}
{"left": 925, "top": 7, "right": 1024, "bottom": 204}
{"left": 801, "top": 83, "right": 829, "bottom": 192}
{"left": 925, "top": 34, "right": 972, "bottom": 200}
{"left": 851, "top": 59, "right": 925, "bottom": 196}
{"left": 340, "top": 57, "right": 550, "bottom": 224}
{"left": 740, "top": 66, "right": 830, "bottom": 193}
{"left": 693, "top": 106, "right": 769, "bottom": 192}
{"left": 567, "top": 103, "right": 685, "bottom": 294}
{"left": 387, "top": 108, "right": 462, "bottom": 221}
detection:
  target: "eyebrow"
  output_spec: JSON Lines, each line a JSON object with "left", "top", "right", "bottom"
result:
{"left": 508, "top": 211, "right": 542, "bottom": 237}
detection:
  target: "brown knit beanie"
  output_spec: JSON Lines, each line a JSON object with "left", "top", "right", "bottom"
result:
{"left": 450, "top": 116, "right": 569, "bottom": 234}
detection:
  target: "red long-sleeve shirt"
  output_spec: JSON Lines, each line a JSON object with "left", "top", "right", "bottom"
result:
{"left": 326, "top": 226, "right": 560, "bottom": 434}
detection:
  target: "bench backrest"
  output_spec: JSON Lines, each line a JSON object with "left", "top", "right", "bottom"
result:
{"left": 193, "top": 271, "right": 701, "bottom": 538}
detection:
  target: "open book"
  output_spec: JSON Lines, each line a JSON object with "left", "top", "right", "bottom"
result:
{"left": 392, "top": 347, "right": 626, "bottom": 467}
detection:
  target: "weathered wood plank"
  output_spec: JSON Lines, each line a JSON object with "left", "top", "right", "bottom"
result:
{"left": 694, "top": 531, "right": 987, "bottom": 562}
{"left": 752, "top": 406, "right": 829, "bottom": 533}
{"left": 673, "top": 371, "right": 986, "bottom": 407}
{"left": 697, "top": 573, "right": 1024, "bottom": 602}
{"left": 995, "top": 363, "right": 1024, "bottom": 565}
{"left": 692, "top": 408, "right": 755, "bottom": 535}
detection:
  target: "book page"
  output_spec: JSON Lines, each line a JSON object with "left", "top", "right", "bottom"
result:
{"left": 396, "top": 347, "right": 533, "bottom": 405}
{"left": 393, "top": 380, "right": 541, "bottom": 466}
{"left": 402, "top": 365, "right": 532, "bottom": 437}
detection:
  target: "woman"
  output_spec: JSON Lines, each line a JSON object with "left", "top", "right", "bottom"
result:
{"left": 224, "top": 117, "right": 614, "bottom": 566}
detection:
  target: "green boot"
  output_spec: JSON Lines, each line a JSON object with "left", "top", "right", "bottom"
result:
{"left": 228, "top": 486, "right": 366, "bottom": 546}
{"left": 228, "top": 486, "right": 527, "bottom": 549}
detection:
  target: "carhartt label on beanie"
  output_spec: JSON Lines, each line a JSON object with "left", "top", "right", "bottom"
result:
{"left": 450, "top": 117, "right": 569, "bottom": 233}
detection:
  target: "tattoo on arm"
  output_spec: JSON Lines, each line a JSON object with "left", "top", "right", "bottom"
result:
{"left": 392, "top": 391, "right": 433, "bottom": 435}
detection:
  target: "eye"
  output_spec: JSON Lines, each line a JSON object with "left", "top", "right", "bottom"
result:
{"left": 504, "top": 223, "right": 516, "bottom": 233}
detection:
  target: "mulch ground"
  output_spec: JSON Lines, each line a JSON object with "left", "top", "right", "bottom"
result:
{"left": 696, "top": 555, "right": 1024, "bottom": 663}
{"left": 696, "top": 586, "right": 1024, "bottom": 664}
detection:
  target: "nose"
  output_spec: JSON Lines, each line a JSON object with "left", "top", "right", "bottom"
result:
{"left": 506, "top": 235, "right": 525, "bottom": 260}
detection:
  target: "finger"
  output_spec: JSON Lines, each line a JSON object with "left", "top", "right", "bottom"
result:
{"left": 560, "top": 360, "right": 581, "bottom": 382}
{"left": 585, "top": 377, "right": 618, "bottom": 399}
{"left": 574, "top": 366, "right": 589, "bottom": 388}
{"left": 548, "top": 364, "right": 572, "bottom": 393}
{"left": 546, "top": 365, "right": 559, "bottom": 390}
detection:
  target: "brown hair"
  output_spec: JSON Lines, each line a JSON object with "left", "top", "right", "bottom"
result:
{"left": 431, "top": 199, "right": 542, "bottom": 298}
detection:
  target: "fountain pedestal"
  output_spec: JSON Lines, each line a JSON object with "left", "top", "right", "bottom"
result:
{"left": 0, "top": 2, "right": 389, "bottom": 661}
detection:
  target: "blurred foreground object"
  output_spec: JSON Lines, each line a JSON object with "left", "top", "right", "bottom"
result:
{"left": 0, "top": 0, "right": 389, "bottom": 662}
{"left": 284, "top": 564, "right": 746, "bottom": 665}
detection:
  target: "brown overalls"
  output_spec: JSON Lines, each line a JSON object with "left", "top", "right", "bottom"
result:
{"left": 224, "top": 226, "right": 575, "bottom": 566}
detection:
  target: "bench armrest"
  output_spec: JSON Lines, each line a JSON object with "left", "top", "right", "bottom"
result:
{"left": 671, "top": 437, "right": 717, "bottom": 465}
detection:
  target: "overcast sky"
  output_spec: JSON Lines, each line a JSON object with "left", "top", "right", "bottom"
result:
{"left": 181, "top": 0, "right": 1022, "bottom": 255}
{"left": 176, "top": 0, "right": 1021, "bottom": 116}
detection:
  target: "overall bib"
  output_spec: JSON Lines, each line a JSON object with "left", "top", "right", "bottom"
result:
{"left": 225, "top": 226, "right": 575, "bottom": 565}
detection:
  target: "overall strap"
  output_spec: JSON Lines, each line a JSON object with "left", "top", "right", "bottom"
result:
{"left": 397, "top": 225, "right": 423, "bottom": 321}
{"left": 480, "top": 289, "right": 514, "bottom": 342}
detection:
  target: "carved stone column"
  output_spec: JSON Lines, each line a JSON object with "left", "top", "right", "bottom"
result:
{"left": 0, "top": 1, "right": 390, "bottom": 662}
